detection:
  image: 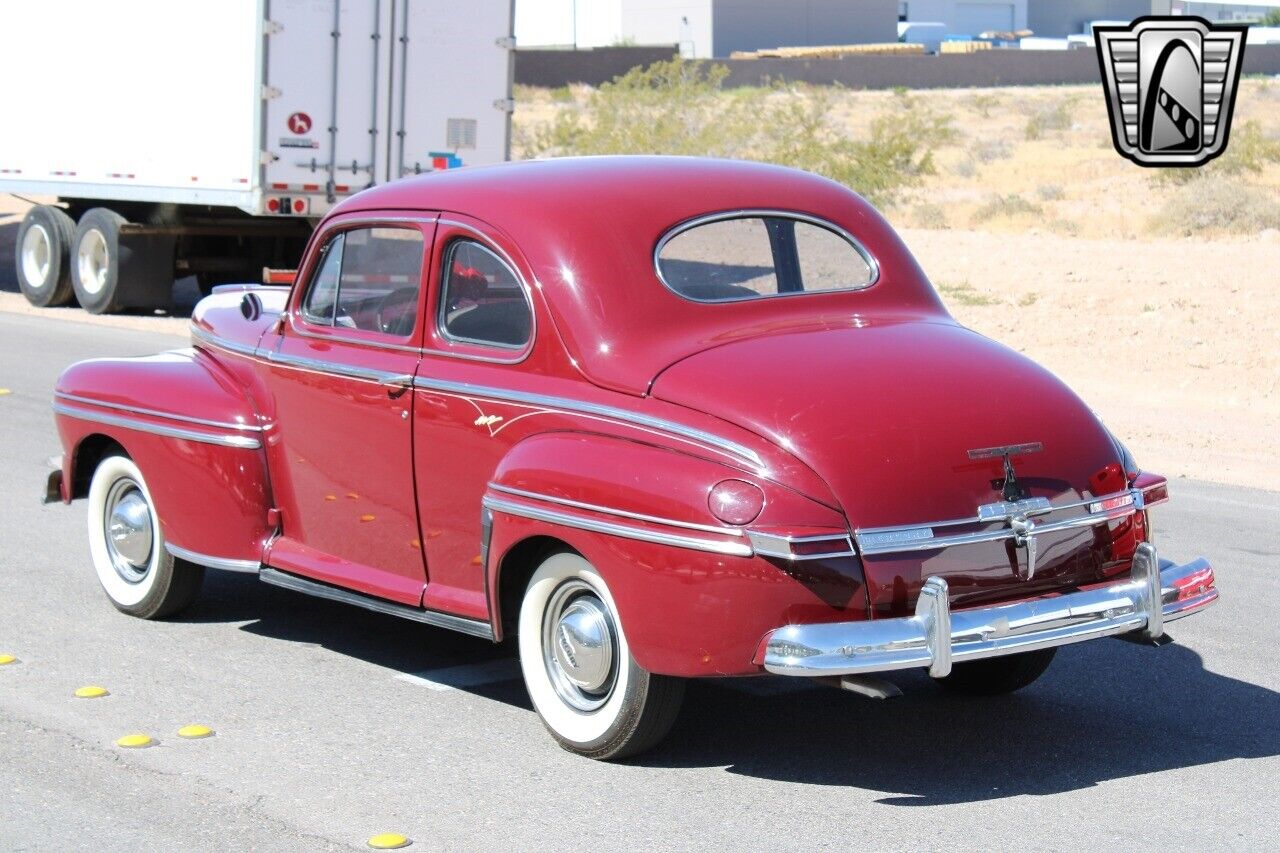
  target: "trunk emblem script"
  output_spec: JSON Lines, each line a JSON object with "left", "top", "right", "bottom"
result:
{"left": 970, "top": 443, "right": 1047, "bottom": 578}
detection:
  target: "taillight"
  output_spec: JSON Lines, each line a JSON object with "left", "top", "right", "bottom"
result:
{"left": 707, "top": 479, "right": 764, "bottom": 525}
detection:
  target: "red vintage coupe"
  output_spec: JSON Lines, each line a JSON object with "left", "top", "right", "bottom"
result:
{"left": 46, "top": 157, "right": 1218, "bottom": 759}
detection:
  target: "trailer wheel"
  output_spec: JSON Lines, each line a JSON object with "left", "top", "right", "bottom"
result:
{"left": 71, "top": 209, "right": 128, "bottom": 314}
{"left": 70, "top": 208, "right": 175, "bottom": 314}
{"left": 15, "top": 205, "right": 76, "bottom": 307}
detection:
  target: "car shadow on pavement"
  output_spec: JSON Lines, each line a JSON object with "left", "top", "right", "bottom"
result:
{"left": 656, "top": 641, "right": 1279, "bottom": 803}
{"left": 183, "top": 571, "right": 1276, "bottom": 801}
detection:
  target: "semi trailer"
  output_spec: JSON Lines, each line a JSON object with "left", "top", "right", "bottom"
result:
{"left": 4, "top": 0, "right": 514, "bottom": 313}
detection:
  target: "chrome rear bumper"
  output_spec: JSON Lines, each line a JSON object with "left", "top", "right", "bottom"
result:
{"left": 760, "top": 543, "right": 1217, "bottom": 677}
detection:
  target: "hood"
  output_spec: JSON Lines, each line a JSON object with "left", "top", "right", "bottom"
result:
{"left": 652, "top": 320, "right": 1124, "bottom": 527}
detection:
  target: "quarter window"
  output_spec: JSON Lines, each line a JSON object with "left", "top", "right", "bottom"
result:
{"left": 656, "top": 215, "right": 875, "bottom": 302}
{"left": 438, "top": 240, "right": 532, "bottom": 349}
{"left": 300, "top": 227, "right": 425, "bottom": 337}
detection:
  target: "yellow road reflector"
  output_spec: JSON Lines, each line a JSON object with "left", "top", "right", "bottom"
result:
{"left": 0, "top": 654, "right": 16, "bottom": 665}
{"left": 74, "top": 685, "right": 109, "bottom": 698}
{"left": 177, "top": 724, "right": 214, "bottom": 739}
{"left": 116, "top": 734, "right": 153, "bottom": 748}
{"left": 367, "top": 834, "right": 411, "bottom": 850}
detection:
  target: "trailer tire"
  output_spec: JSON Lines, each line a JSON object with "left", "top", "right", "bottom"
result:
{"left": 15, "top": 205, "right": 76, "bottom": 307}
{"left": 71, "top": 209, "right": 128, "bottom": 314}
{"left": 71, "top": 208, "right": 175, "bottom": 314}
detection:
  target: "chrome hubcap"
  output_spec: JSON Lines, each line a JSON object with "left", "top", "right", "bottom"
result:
{"left": 543, "top": 580, "right": 617, "bottom": 712}
{"left": 103, "top": 479, "right": 153, "bottom": 583}
{"left": 21, "top": 224, "right": 52, "bottom": 288}
{"left": 77, "top": 228, "right": 110, "bottom": 295}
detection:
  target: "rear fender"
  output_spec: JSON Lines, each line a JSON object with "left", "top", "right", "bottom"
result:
{"left": 484, "top": 433, "right": 870, "bottom": 675}
{"left": 54, "top": 348, "right": 273, "bottom": 566}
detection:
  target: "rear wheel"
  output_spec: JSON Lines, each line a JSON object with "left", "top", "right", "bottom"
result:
{"left": 15, "top": 205, "right": 76, "bottom": 307}
{"left": 518, "top": 551, "right": 684, "bottom": 760}
{"left": 86, "top": 455, "right": 203, "bottom": 619}
{"left": 935, "top": 648, "right": 1057, "bottom": 696}
{"left": 71, "top": 208, "right": 174, "bottom": 314}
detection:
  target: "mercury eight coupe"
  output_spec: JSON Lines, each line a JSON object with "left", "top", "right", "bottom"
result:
{"left": 45, "top": 157, "right": 1218, "bottom": 759}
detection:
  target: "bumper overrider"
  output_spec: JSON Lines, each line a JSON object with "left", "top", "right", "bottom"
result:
{"left": 759, "top": 543, "right": 1217, "bottom": 677}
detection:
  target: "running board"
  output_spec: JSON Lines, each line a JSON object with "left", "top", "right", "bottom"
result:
{"left": 259, "top": 567, "right": 495, "bottom": 641}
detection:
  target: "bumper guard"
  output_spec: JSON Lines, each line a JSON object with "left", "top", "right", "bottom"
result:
{"left": 760, "top": 543, "right": 1217, "bottom": 677}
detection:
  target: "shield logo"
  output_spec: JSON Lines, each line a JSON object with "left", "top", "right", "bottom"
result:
{"left": 1094, "top": 16, "right": 1247, "bottom": 167}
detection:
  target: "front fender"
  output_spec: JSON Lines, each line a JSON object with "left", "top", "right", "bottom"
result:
{"left": 53, "top": 348, "right": 273, "bottom": 566}
{"left": 484, "top": 433, "right": 870, "bottom": 675}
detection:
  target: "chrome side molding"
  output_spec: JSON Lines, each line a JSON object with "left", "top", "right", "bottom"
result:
{"left": 52, "top": 402, "right": 262, "bottom": 450}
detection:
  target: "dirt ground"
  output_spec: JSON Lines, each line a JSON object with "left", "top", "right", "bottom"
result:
{"left": 3, "top": 79, "right": 1279, "bottom": 490}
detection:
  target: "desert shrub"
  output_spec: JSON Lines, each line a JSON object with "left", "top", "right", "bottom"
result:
{"left": 524, "top": 60, "right": 955, "bottom": 207}
{"left": 908, "top": 202, "right": 949, "bottom": 229}
{"left": 972, "top": 138, "right": 1012, "bottom": 163}
{"left": 1153, "top": 120, "right": 1280, "bottom": 185}
{"left": 972, "top": 193, "right": 1043, "bottom": 223}
{"left": 1149, "top": 177, "right": 1280, "bottom": 235}
{"left": 1024, "top": 98, "right": 1075, "bottom": 140}
{"left": 1035, "top": 184, "right": 1064, "bottom": 201}
{"left": 938, "top": 280, "right": 999, "bottom": 306}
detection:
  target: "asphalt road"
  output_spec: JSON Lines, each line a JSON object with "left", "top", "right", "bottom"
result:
{"left": 0, "top": 311, "right": 1276, "bottom": 852}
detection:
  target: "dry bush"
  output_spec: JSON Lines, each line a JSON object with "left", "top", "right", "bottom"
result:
{"left": 907, "top": 202, "right": 950, "bottom": 229}
{"left": 972, "top": 193, "right": 1043, "bottom": 223}
{"left": 523, "top": 60, "right": 955, "bottom": 207}
{"left": 1149, "top": 177, "right": 1280, "bottom": 236}
{"left": 1024, "top": 98, "right": 1076, "bottom": 140}
{"left": 1035, "top": 184, "right": 1064, "bottom": 201}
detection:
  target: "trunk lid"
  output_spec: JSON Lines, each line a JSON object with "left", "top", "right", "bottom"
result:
{"left": 651, "top": 319, "right": 1141, "bottom": 615}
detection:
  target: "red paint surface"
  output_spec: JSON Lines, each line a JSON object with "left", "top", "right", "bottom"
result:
{"left": 51, "top": 157, "right": 1146, "bottom": 676}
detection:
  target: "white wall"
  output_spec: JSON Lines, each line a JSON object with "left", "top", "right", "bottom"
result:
{"left": 516, "top": 0, "right": 625, "bottom": 48}
{"left": 621, "top": 0, "right": 713, "bottom": 56}
{"left": 901, "top": 0, "right": 1028, "bottom": 34}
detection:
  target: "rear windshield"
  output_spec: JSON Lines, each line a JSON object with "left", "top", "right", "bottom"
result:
{"left": 656, "top": 214, "right": 876, "bottom": 303}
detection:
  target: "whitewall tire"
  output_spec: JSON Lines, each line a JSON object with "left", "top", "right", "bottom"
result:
{"left": 86, "top": 455, "right": 203, "bottom": 619}
{"left": 518, "top": 551, "right": 684, "bottom": 760}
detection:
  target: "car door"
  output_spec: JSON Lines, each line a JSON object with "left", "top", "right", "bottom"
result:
{"left": 262, "top": 214, "right": 437, "bottom": 605}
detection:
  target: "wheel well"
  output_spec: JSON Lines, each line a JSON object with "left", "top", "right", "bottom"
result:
{"left": 496, "top": 535, "right": 574, "bottom": 639}
{"left": 70, "top": 434, "right": 127, "bottom": 499}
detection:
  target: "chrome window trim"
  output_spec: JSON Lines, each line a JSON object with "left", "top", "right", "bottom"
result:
{"left": 296, "top": 221, "right": 428, "bottom": 345}
{"left": 52, "top": 402, "right": 262, "bottom": 450}
{"left": 286, "top": 311, "right": 425, "bottom": 354}
{"left": 54, "top": 392, "right": 264, "bottom": 433}
{"left": 437, "top": 238, "right": 533, "bottom": 352}
{"left": 427, "top": 219, "right": 538, "bottom": 366}
{"left": 413, "top": 375, "right": 765, "bottom": 468}
{"left": 653, "top": 209, "right": 881, "bottom": 304}
{"left": 165, "top": 543, "right": 260, "bottom": 573}
{"left": 854, "top": 488, "right": 1146, "bottom": 556}
{"left": 489, "top": 483, "right": 745, "bottom": 536}
{"left": 484, "top": 494, "right": 753, "bottom": 557}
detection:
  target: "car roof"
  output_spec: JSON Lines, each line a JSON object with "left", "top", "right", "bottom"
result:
{"left": 331, "top": 156, "right": 947, "bottom": 395}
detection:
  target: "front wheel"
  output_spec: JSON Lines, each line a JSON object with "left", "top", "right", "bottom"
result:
{"left": 86, "top": 455, "right": 203, "bottom": 619}
{"left": 934, "top": 647, "right": 1057, "bottom": 696}
{"left": 518, "top": 551, "right": 684, "bottom": 760}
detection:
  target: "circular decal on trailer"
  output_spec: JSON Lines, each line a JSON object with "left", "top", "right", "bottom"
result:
{"left": 287, "top": 112, "right": 312, "bottom": 135}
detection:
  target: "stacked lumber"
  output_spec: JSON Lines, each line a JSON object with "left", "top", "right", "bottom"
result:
{"left": 730, "top": 42, "right": 925, "bottom": 59}
{"left": 939, "top": 40, "right": 993, "bottom": 54}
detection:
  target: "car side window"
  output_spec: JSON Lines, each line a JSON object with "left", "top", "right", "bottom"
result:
{"left": 438, "top": 240, "right": 532, "bottom": 349}
{"left": 302, "top": 235, "right": 343, "bottom": 325}
{"left": 300, "top": 227, "right": 425, "bottom": 337}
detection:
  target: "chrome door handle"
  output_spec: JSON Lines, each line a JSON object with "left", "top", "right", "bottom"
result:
{"left": 380, "top": 374, "right": 414, "bottom": 398}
